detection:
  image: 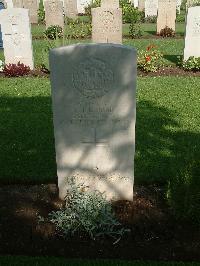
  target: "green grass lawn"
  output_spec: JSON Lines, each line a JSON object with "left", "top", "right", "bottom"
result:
{"left": 0, "top": 76, "right": 199, "bottom": 185}
{"left": 1, "top": 256, "right": 200, "bottom": 266}
{"left": 26, "top": 37, "right": 185, "bottom": 68}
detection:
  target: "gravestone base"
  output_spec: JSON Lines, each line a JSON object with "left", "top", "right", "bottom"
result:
{"left": 58, "top": 171, "right": 133, "bottom": 201}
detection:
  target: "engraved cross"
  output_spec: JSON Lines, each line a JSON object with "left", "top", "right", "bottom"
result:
{"left": 82, "top": 128, "right": 107, "bottom": 146}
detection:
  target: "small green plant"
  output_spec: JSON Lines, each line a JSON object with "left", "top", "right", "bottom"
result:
{"left": 138, "top": 44, "right": 164, "bottom": 72}
{"left": 3, "top": 62, "right": 30, "bottom": 77}
{"left": 38, "top": 0, "right": 45, "bottom": 24}
{"left": 182, "top": 56, "right": 200, "bottom": 71}
{"left": 129, "top": 23, "right": 143, "bottom": 38}
{"left": 45, "top": 177, "right": 129, "bottom": 241}
{"left": 144, "top": 15, "right": 157, "bottom": 23}
{"left": 0, "top": 60, "right": 4, "bottom": 72}
{"left": 44, "top": 25, "right": 63, "bottom": 40}
{"left": 159, "top": 26, "right": 175, "bottom": 37}
{"left": 167, "top": 159, "right": 200, "bottom": 225}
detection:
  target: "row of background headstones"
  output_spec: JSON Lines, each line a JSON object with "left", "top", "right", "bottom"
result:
{"left": 0, "top": 0, "right": 200, "bottom": 69}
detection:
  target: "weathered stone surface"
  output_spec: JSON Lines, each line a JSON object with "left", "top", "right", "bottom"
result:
{"left": 92, "top": 7, "right": 122, "bottom": 44}
{"left": 44, "top": 0, "right": 64, "bottom": 29}
{"left": 23, "top": 0, "right": 38, "bottom": 24}
{"left": 12, "top": 0, "right": 23, "bottom": 7}
{"left": 101, "top": 0, "right": 119, "bottom": 8}
{"left": 157, "top": 0, "right": 176, "bottom": 33}
{"left": 64, "top": 0, "right": 78, "bottom": 18}
{"left": 184, "top": 6, "right": 200, "bottom": 60}
{"left": 138, "top": 0, "right": 145, "bottom": 11}
{"left": 0, "top": 8, "right": 34, "bottom": 68}
{"left": 49, "top": 43, "right": 137, "bottom": 201}
{"left": 145, "top": 0, "right": 158, "bottom": 17}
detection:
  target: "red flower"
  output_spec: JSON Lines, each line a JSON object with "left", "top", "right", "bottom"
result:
{"left": 145, "top": 56, "right": 151, "bottom": 62}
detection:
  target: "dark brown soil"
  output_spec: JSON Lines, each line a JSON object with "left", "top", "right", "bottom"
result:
{"left": 0, "top": 184, "right": 199, "bottom": 261}
{"left": 1, "top": 67, "right": 200, "bottom": 78}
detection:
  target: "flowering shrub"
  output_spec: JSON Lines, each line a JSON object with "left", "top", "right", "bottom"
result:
{"left": 3, "top": 62, "right": 30, "bottom": 77}
{"left": 138, "top": 45, "right": 164, "bottom": 72}
{"left": 44, "top": 25, "right": 63, "bottom": 40}
{"left": 0, "top": 60, "right": 4, "bottom": 72}
{"left": 182, "top": 56, "right": 200, "bottom": 71}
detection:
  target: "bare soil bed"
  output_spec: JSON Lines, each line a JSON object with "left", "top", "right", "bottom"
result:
{"left": 0, "top": 184, "right": 199, "bottom": 262}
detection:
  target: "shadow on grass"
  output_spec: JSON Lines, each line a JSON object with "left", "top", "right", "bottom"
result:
{"left": 0, "top": 95, "right": 199, "bottom": 187}
{"left": 163, "top": 55, "right": 180, "bottom": 65}
{"left": 135, "top": 100, "right": 200, "bottom": 185}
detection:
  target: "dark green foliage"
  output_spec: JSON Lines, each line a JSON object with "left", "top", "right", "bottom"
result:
{"left": 44, "top": 25, "right": 63, "bottom": 40}
{"left": 159, "top": 26, "right": 175, "bottom": 37}
{"left": 120, "top": 0, "right": 144, "bottom": 23}
{"left": 167, "top": 158, "right": 200, "bottom": 225}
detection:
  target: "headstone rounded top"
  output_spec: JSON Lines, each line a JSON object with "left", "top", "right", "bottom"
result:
{"left": 50, "top": 43, "right": 137, "bottom": 54}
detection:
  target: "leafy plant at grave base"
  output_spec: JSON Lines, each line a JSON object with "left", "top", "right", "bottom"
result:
{"left": 138, "top": 44, "right": 164, "bottom": 72}
{"left": 44, "top": 25, "right": 63, "bottom": 40}
{"left": 3, "top": 62, "right": 30, "bottom": 77}
{"left": 0, "top": 59, "right": 4, "bottom": 72}
{"left": 129, "top": 23, "right": 143, "bottom": 38}
{"left": 167, "top": 158, "right": 200, "bottom": 225}
{"left": 38, "top": 0, "right": 45, "bottom": 24}
{"left": 144, "top": 15, "right": 157, "bottom": 23}
{"left": 182, "top": 56, "right": 200, "bottom": 71}
{"left": 45, "top": 177, "right": 129, "bottom": 241}
{"left": 66, "top": 19, "right": 92, "bottom": 39}
{"left": 158, "top": 26, "right": 175, "bottom": 38}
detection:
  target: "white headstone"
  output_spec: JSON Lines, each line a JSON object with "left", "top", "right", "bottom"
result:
{"left": 157, "top": 0, "right": 176, "bottom": 33}
{"left": 23, "top": 0, "right": 38, "bottom": 24}
{"left": 176, "top": 0, "right": 182, "bottom": 13}
{"left": 0, "top": 8, "right": 34, "bottom": 69}
{"left": 145, "top": 0, "right": 158, "bottom": 17}
{"left": 49, "top": 43, "right": 137, "bottom": 201}
{"left": 92, "top": 7, "right": 122, "bottom": 44}
{"left": 64, "top": 0, "right": 78, "bottom": 18}
{"left": 44, "top": 0, "right": 64, "bottom": 29}
{"left": 133, "top": 0, "right": 138, "bottom": 8}
{"left": 184, "top": 6, "right": 200, "bottom": 60}
{"left": 101, "top": 0, "right": 119, "bottom": 8}
{"left": 77, "top": 0, "right": 89, "bottom": 13}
